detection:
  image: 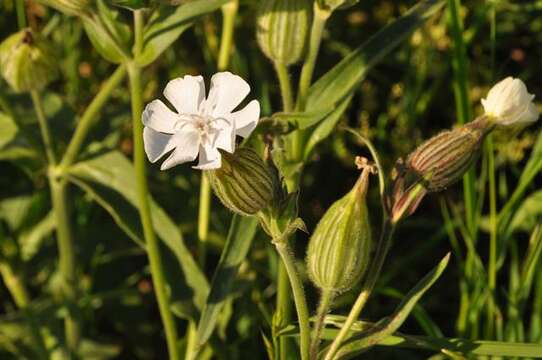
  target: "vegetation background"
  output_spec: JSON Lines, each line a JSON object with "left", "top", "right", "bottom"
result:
{"left": 0, "top": 0, "right": 541, "bottom": 359}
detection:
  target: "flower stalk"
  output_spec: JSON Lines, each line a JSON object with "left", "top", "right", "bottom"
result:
{"left": 310, "top": 289, "right": 333, "bottom": 360}
{"left": 129, "top": 10, "right": 179, "bottom": 360}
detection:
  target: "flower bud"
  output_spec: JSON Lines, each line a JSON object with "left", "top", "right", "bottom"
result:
{"left": 36, "top": 0, "right": 90, "bottom": 16}
{"left": 482, "top": 77, "right": 539, "bottom": 127}
{"left": 256, "top": 0, "right": 312, "bottom": 65}
{"left": 207, "top": 148, "right": 274, "bottom": 216}
{"left": 0, "top": 29, "right": 58, "bottom": 93}
{"left": 306, "top": 159, "right": 374, "bottom": 293}
{"left": 389, "top": 117, "right": 493, "bottom": 223}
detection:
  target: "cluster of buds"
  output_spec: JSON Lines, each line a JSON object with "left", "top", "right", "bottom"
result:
{"left": 0, "top": 28, "right": 58, "bottom": 93}
{"left": 306, "top": 157, "right": 374, "bottom": 293}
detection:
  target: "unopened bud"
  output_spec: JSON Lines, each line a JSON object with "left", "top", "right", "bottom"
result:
{"left": 207, "top": 148, "right": 274, "bottom": 216}
{"left": 389, "top": 116, "right": 493, "bottom": 223}
{"left": 306, "top": 159, "right": 374, "bottom": 293}
{"left": 36, "top": 0, "right": 90, "bottom": 16}
{"left": 0, "top": 29, "right": 58, "bottom": 93}
{"left": 256, "top": 0, "right": 312, "bottom": 65}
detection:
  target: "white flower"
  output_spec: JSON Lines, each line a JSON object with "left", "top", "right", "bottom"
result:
{"left": 142, "top": 72, "right": 260, "bottom": 170}
{"left": 481, "top": 76, "right": 539, "bottom": 126}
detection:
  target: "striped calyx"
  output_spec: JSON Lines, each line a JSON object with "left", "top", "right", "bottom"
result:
{"left": 0, "top": 29, "right": 58, "bottom": 93}
{"left": 36, "top": 0, "right": 90, "bottom": 16}
{"left": 306, "top": 164, "right": 373, "bottom": 293}
{"left": 256, "top": 0, "right": 312, "bottom": 65}
{"left": 207, "top": 148, "right": 274, "bottom": 216}
{"left": 406, "top": 116, "right": 492, "bottom": 192}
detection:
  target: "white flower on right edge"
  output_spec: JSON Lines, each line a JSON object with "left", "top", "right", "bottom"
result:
{"left": 481, "top": 76, "right": 539, "bottom": 126}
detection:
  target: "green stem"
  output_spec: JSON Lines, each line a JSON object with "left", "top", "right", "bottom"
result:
{"left": 276, "top": 260, "right": 292, "bottom": 360}
{"left": 30, "top": 91, "right": 57, "bottom": 165}
{"left": 486, "top": 135, "right": 497, "bottom": 339}
{"left": 310, "top": 289, "right": 333, "bottom": 360}
{"left": 274, "top": 241, "right": 311, "bottom": 360}
{"left": 197, "top": 173, "right": 211, "bottom": 268}
{"left": 296, "top": 3, "right": 330, "bottom": 111}
{"left": 274, "top": 62, "right": 294, "bottom": 112}
{"left": 217, "top": 0, "right": 238, "bottom": 71}
{"left": 129, "top": 11, "right": 179, "bottom": 360}
{"left": 129, "top": 60, "right": 180, "bottom": 360}
{"left": 49, "top": 178, "right": 80, "bottom": 353}
{"left": 60, "top": 64, "right": 127, "bottom": 170}
{"left": 324, "top": 219, "right": 395, "bottom": 360}
{"left": 15, "top": 0, "right": 26, "bottom": 29}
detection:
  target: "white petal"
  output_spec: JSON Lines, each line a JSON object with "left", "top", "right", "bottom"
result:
{"left": 212, "top": 117, "right": 236, "bottom": 153}
{"left": 232, "top": 100, "right": 260, "bottom": 138}
{"left": 163, "top": 75, "right": 205, "bottom": 114}
{"left": 160, "top": 129, "right": 200, "bottom": 170}
{"left": 206, "top": 72, "right": 250, "bottom": 117}
{"left": 142, "top": 100, "right": 178, "bottom": 134}
{"left": 143, "top": 127, "right": 175, "bottom": 163}
{"left": 193, "top": 143, "right": 221, "bottom": 170}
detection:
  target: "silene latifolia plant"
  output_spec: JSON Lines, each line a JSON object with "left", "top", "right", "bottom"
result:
{"left": 1, "top": 0, "right": 542, "bottom": 359}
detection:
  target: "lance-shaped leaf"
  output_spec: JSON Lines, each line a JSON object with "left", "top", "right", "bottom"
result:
{"left": 67, "top": 151, "right": 209, "bottom": 318}
{"left": 137, "top": 0, "right": 229, "bottom": 66}
{"left": 306, "top": 0, "right": 445, "bottom": 112}
{"left": 195, "top": 215, "right": 259, "bottom": 349}
{"left": 331, "top": 252, "right": 450, "bottom": 359}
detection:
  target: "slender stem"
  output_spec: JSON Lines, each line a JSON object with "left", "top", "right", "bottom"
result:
{"left": 486, "top": 135, "right": 497, "bottom": 339}
{"left": 15, "top": 0, "right": 26, "bottom": 29}
{"left": 296, "top": 4, "right": 330, "bottom": 111}
{"left": 197, "top": 173, "right": 211, "bottom": 268}
{"left": 50, "top": 178, "right": 80, "bottom": 353}
{"left": 217, "top": 0, "right": 238, "bottom": 71}
{"left": 60, "top": 64, "right": 127, "bottom": 170}
{"left": 310, "top": 289, "right": 333, "bottom": 360}
{"left": 129, "top": 62, "right": 180, "bottom": 360}
{"left": 30, "top": 91, "right": 57, "bottom": 165}
{"left": 274, "top": 241, "right": 311, "bottom": 360}
{"left": 129, "top": 11, "right": 179, "bottom": 360}
{"left": 324, "top": 219, "right": 395, "bottom": 360}
{"left": 274, "top": 62, "right": 294, "bottom": 112}
{"left": 276, "top": 259, "right": 292, "bottom": 360}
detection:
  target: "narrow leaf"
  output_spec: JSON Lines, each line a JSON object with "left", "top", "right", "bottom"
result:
{"left": 196, "top": 215, "right": 258, "bottom": 348}
{"left": 306, "top": 0, "right": 445, "bottom": 111}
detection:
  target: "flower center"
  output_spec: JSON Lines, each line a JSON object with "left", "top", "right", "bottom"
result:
{"left": 174, "top": 114, "right": 230, "bottom": 144}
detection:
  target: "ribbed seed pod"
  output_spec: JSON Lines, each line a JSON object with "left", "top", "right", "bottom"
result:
{"left": 0, "top": 29, "right": 58, "bottom": 93}
{"left": 36, "top": 0, "right": 90, "bottom": 16}
{"left": 306, "top": 166, "right": 373, "bottom": 293}
{"left": 207, "top": 148, "right": 274, "bottom": 216}
{"left": 256, "top": 0, "right": 312, "bottom": 65}
{"left": 406, "top": 116, "right": 492, "bottom": 192}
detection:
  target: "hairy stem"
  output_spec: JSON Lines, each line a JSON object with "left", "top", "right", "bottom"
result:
{"left": 30, "top": 91, "right": 57, "bottom": 164}
{"left": 274, "top": 62, "right": 294, "bottom": 112}
{"left": 129, "top": 10, "right": 179, "bottom": 360}
{"left": 324, "top": 219, "right": 395, "bottom": 360}
{"left": 60, "top": 64, "right": 127, "bottom": 170}
{"left": 310, "top": 289, "right": 333, "bottom": 360}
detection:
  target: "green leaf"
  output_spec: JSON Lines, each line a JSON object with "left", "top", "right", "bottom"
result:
{"left": 196, "top": 215, "right": 258, "bottom": 348}
{"left": 333, "top": 253, "right": 450, "bottom": 358}
{"left": 508, "top": 191, "right": 542, "bottom": 234}
{"left": 82, "top": 2, "right": 130, "bottom": 64}
{"left": 0, "top": 113, "right": 17, "bottom": 149}
{"left": 270, "top": 108, "right": 334, "bottom": 130}
{"left": 67, "top": 151, "right": 209, "bottom": 317}
{"left": 138, "top": 0, "right": 229, "bottom": 66}
{"left": 306, "top": 0, "right": 445, "bottom": 111}
{"left": 303, "top": 95, "right": 352, "bottom": 159}
{"left": 280, "top": 322, "right": 542, "bottom": 358}
{"left": 77, "top": 339, "right": 121, "bottom": 360}
{"left": 18, "top": 211, "right": 55, "bottom": 261}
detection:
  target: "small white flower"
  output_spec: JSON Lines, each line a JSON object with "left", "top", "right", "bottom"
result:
{"left": 481, "top": 76, "right": 539, "bottom": 126}
{"left": 142, "top": 72, "right": 260, "bottom": 170}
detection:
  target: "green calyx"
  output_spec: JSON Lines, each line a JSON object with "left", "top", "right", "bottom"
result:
{"left": 207, "top": 148, "right": 274, "bottom": 216}
{"left": 0, "top": 29, "right": 58, "bottom": 93}
{"left": 306, "top": 165, "right": 373, "bottom": 293}
{"left": 256, "top": 0, "right": 312, "bottom": 66}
